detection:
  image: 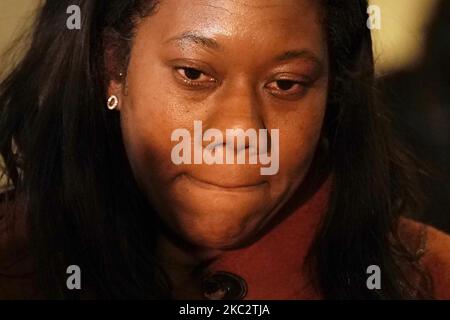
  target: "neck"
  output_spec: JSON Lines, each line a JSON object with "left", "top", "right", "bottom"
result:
{"left": 156, "top": 173, "right": 332, "bottom": 299}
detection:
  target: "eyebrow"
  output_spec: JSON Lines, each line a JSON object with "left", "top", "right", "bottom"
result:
{"left": 165, "top": 32, "right": 323, "bottom": 68}
{"left": 274, "top": 50, "right": 323, "bottom": 68}
{"left": 164, "top": 32, "right": 222, "bottom": 51}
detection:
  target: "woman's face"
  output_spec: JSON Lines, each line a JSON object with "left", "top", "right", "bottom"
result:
{"left": 109, "top": 0, "right": 329, "bottom": 249}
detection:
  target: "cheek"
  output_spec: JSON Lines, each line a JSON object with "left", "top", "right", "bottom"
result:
{"left": 120, "top": 116, "right": 170, "bottom": 196}
{"left": 271, "top": 95, "right": 328, "bottom": 183}
{"left": 119, "top": 98, "right": 178, "bottom": 193}
{"left": 120, "top": 59, "right": 183, "bottom": 183}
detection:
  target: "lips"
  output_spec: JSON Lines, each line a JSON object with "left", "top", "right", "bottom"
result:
{"left": 180, "top": 173, "right": 268, "bottom": 191}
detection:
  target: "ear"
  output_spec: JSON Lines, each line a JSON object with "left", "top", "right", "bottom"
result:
{"left": 107, "top": 79, "right": 125, "bottom": 111}
{"left": 104, "top": 30, "right": 127, "bottom": 111}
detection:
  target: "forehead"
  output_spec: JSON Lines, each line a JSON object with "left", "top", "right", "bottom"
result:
{"left": 155, "top": 0, "right": 323, "bottom": 28}
{"left": 140, "top": 0, "right": 327, "bottom": 57}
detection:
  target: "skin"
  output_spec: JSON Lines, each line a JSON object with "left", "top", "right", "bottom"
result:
{"left": 108, "top": 0, "right": 329, "bottom": 294}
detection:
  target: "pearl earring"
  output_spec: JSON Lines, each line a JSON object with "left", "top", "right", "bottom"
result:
{"left": 107, "top": 95, "right": 119, "bottom": 110}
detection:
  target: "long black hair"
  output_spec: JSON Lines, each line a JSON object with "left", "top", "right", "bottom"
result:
{"left": 0, "top": 0, "right": 431, "bottom": 299}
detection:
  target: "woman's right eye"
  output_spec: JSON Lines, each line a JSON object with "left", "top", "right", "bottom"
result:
{"left": 174, "top": 67, "right": 217, "bottom": 88}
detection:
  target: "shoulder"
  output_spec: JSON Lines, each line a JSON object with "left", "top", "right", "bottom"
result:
{"left": 399, "top": 218, "right": 450, "bottom": 299}
{"left": 422, "top": 224, "right": 450, "bottom": 300}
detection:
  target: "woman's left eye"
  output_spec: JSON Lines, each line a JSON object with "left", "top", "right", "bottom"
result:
{"left": 174, "top": 67, "right": 216, "bottom": 87}
{"left": 265, "top": 79, "right": 307, "bottom": 98}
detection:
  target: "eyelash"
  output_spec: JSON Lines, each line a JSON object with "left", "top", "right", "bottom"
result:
{"left": 174, "top": 67, "right": 217, "bottom": 88}
{"left": 265, "top": 79, "right": 310, "bottom": 99}
{"left": 173, "top": 66, "right": 311, "bottom": 99}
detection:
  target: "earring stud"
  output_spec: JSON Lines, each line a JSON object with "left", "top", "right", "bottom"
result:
{"left": 107, "top": 95, "right": 119, "bottom": 110}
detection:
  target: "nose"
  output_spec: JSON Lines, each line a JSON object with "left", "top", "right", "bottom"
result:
{"left": 202, "top": 79, "right": 266, "bottom": 154}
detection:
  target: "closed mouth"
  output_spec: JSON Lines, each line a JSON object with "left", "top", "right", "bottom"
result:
{"left": 181, "top": 174, "right": 268, "bottom": 192}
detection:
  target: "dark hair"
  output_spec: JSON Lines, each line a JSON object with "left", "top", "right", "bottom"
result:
{"left": 0, "top": 0, "right": 431, "bottom": 299}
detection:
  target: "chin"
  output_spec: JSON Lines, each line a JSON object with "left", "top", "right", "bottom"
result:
{"left": 168, "top": 203, "right": 269, "bottom": 250}
{"left": 180, "top": 226, "right": 254, "bottom": 250}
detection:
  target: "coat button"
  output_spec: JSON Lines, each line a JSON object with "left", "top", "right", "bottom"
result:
{"left": 201, "top": 271, "right": 248, "bottom": 300}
